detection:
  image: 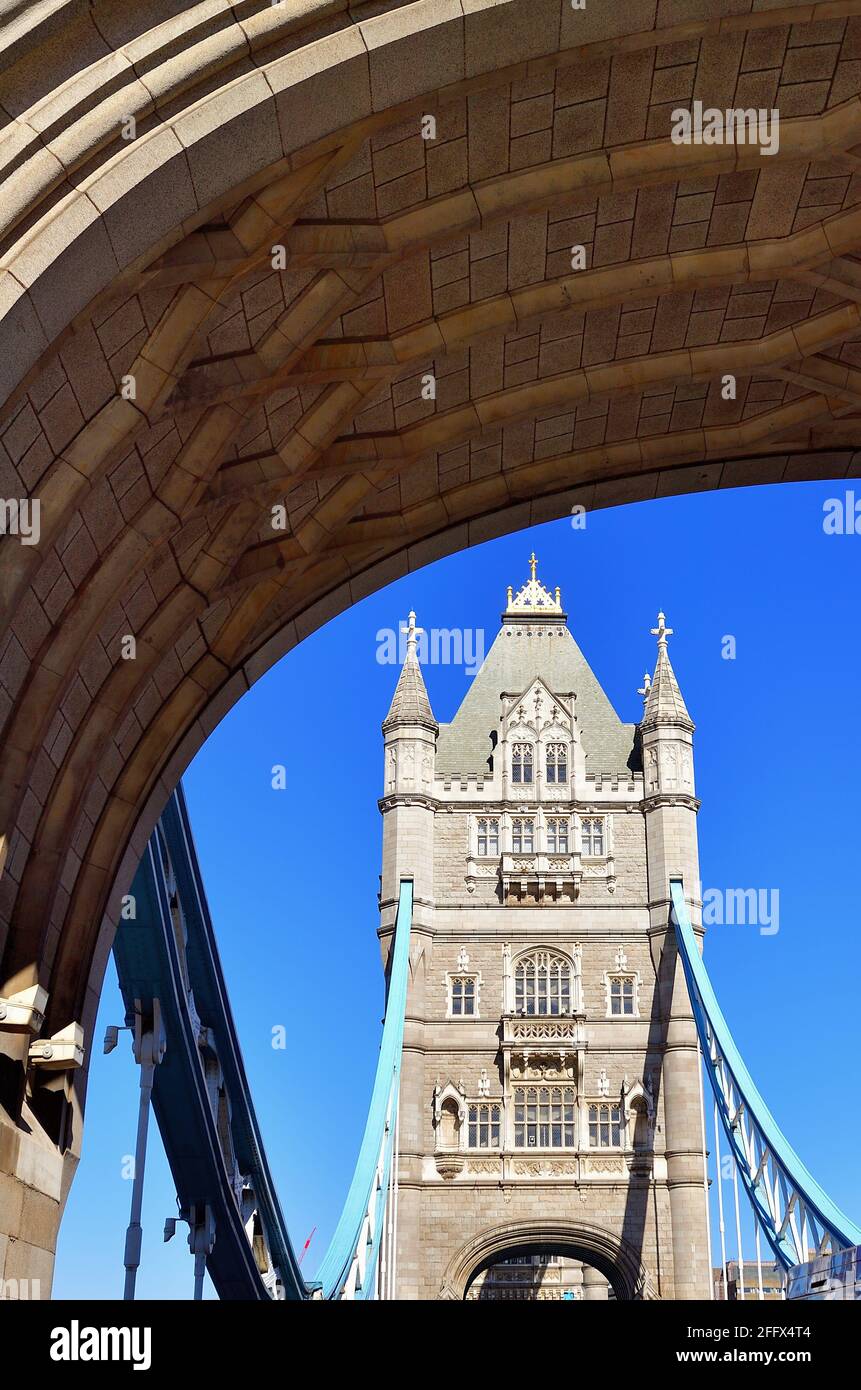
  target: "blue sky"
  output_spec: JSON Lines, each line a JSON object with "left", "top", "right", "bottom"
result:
{"left": 54, "top": 479, "right": 861, "bottom": 1298}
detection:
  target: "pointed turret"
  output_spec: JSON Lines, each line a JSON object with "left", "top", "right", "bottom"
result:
{"left": 642, "top": 612, "right": 693, "bottom": 731}
{"left": 380, "top": 609, "right": 437, "bottom": 906}
{"left": 641, "top": 609, "right": 709, "bottom": 1297}
{"left": 379, "top": 609, "right": 438, "bottom": 1279}
{"left": 383, "top": 611, "right": 438, "bottom": 733}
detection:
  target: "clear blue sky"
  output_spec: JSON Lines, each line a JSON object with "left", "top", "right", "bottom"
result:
{"left": 54, "top": 479, "right": 861, "bottom": 1297}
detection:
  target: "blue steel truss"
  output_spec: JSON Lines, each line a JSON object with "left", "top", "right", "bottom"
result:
{"left": 670, "top": 878, "right": 861, "bottom": 1270}
{"left": 316, "top": 879, "right": 413, "bottom": 1300}
{"left": 114, "top": 786, "right": 307, "bottom": 1300}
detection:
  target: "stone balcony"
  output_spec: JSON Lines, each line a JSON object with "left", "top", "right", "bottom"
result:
{"left": 501, "top": 1012, "right": 587, "bottom": 1090}
{"left": 501, "top": 1013, "right": 586, "bottom": 1048}
{"left": 501, "top": 851, "right": 582, "bottom": 903}
{"left": 465, "top": 851, "right": 617, "bottom": 901}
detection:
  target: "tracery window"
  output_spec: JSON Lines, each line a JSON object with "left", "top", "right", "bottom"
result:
{"left": 450, "top": 976, "right": 476, "bottom": 1016}
{"left": 589, "top": 1103, "right": 622, "bottom": 1147}
{"left": 514, "top": 950, "right": 572, "bottom": 1015}
{"left": 514, "top": 1086, "right": 576, "bottom": 1148}
{"left": 546, "top": 743, "right": 568, "bottom": 783}
{"left": 477, "top": 817, "right": 499, "bottom": 856}
{"left": 512, "top": 818, "right": 534, "bottom": 853}
{"left": 609, "top": 976, "right": 635, "bottom": 1016}
{"left": 546, "top": 817, "right": 569, "bottom": 853}
{"left": 512, "top": 743, "right": 534, "bottom": 784}
{"left": 581, "top": 816, "right": 605, "bottom": 856}
{"left": 468, "top": 1103, "right": 501, "bottom": 1149}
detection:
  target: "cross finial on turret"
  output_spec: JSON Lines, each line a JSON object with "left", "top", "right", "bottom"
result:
{"left": 638, "top": 672, "right": 651, "bottom": 703}
{"left": 401, "top": 609, "right": 423, "bottom": 654}
{"left": 651, "top": 611, "right": 673, "bottom": 649}
{"left": 529, "top": 551, "right": 537, "bottom": 582}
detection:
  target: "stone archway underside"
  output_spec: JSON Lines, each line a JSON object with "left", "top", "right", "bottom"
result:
{"left": 1, "top": 0, "right": 861, "bottom": 1168}
{"left": 442, "top": 1220, "right": 655, "bottom": 1301}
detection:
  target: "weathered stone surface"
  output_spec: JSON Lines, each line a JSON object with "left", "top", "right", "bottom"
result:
{"left": 0, "top": 0, "right": 858, "bottom": 1295}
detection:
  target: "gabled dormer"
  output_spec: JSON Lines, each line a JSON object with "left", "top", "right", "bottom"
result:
{"left": 435, "top": 556, "right": 640, "bottom": 788}
{"left": 500, "top": 676, "right": 585, "bottom": 799}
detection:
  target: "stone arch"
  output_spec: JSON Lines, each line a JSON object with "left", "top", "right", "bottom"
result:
{"left": 2, "top": 0, "right": 861, "bottom": 1292}
{"left": 439, "top": 1218, "right": 656, "bottom": 1301}
{"left": 511, "top": 943, "right": 575, "bottom": 968}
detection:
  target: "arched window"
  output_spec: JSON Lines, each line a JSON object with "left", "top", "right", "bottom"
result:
{"left": 512, "top": 817, "right": 534, "bottom": 853}
{"left": 514, "top": 950, "right": 573, "bottom": 1015}
{"left": 512, "top": 743, "right": 533, "bottom": 784}
{"left": 546, "top": 817, "right": 569, "bottom": 853}
{"left": 589, "top": 1103, "right": 622, "bottom": 1148}
{"left": 609, "top": 976, "right": 635, "bottom": 1015}
{"left": 450, "top": 976, "right": 476, "bottom": 1016}
{"left": 468, "top": 1103, "right": 501, "bottom": 1149}
{"left": 514, "top": 1086, "right": 576, "bottom": 1148}
{"left": 546, "top": 742, "right": 568, "bottom": 783}
{"left": 477, "top": 817, "right": 499, "bottom": 855}
{"left": 581, "top": 816, "right": 605, "bottom": 856}
{"left": 603, "top": 960, "right": 640, "bottom": 1019}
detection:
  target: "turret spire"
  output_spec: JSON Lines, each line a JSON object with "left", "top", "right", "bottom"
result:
{"left": 382, "top": 610, "right": 438, "bottom": 731}
{"left": 642, "top": 610, "right": 693, "bottom": 729}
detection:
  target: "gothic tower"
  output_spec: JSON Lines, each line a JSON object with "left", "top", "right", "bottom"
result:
{"left": 378, "top": 563, "right": 710, "bottom": 1300}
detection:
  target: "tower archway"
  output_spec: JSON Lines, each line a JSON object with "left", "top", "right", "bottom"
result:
{"left": 441, "top": 1220, "right": 655, "bottom": 1302}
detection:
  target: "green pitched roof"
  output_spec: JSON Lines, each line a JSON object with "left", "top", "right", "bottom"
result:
{"left": 435, "top": 621, "right": 640, "bottom": 778}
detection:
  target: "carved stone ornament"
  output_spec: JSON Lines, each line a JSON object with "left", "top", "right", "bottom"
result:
{"left": 584, "top": 1156, "right": 626, "bottom": 1175}
{"left": 435, "top": 1155, "right": 466, "bottom": 1181}
{"left": 512, "top": 1160, "right": 578, "bottom": 1177}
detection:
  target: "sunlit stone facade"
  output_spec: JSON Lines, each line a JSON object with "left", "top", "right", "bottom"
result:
{"left": 379, "top": 561, "right": 710, "bottom": 1300}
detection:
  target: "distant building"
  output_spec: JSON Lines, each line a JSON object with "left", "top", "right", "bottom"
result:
{"left": 713, "top": 1259, "right": 785, "bottom": 1300}
{"left": 468, "top": 1255, "right": 612, "bottom": 1301}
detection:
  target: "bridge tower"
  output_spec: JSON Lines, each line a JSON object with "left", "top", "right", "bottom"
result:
{"left": 379, "top": 562, "right": 710, "bottom": 1299}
